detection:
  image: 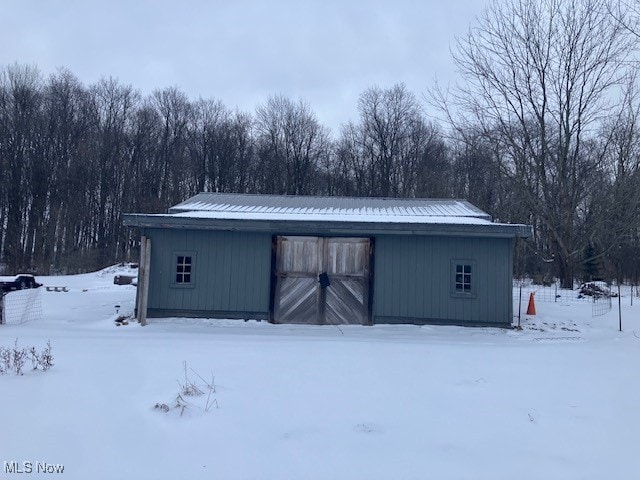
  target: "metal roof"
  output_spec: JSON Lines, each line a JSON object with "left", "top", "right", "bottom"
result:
{"left": 123, "top": 193, "right": 532, "bottom": 238}
{"left": 169, "top": 193, "right": 493, "bottom": 220}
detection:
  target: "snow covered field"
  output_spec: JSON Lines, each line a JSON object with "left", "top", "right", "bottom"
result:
{"left": 1, "top": 266, "right": 639, "bottom": 479}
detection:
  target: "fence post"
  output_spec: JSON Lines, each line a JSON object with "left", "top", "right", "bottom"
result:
{"left": 136, "top": 236, "right": 146, "bottom": 323}
{"left": 518, "top": 285, "right": 522, "bottom": 328}
{"left": 618, "top": 284, "right": 622, "bottom": 332}
{"left": 139, "top": 237, "right": 151, "bottom": 327}
{"left": 136, "top": 235, "right": 151, "bottom": 326}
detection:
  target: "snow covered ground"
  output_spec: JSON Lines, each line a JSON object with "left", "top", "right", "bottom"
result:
{"left": 1, "top": 266, "right": 639, "bottom": 479}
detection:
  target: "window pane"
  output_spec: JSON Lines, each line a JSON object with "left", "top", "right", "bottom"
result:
{"left": 176, "top": 255, "right": 193, "bottom": 284}
{"left": 454, "top": 263, "right": 473, "bottom": 294}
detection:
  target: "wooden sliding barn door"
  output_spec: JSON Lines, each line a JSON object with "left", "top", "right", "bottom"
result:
{"left": 273, "top": 236, "right": 322, "bottom": 324}
{"left": 273, "top": 236, "right": 371, "bottom": 325}
{"left": 324, "top": 237, "right": 371, "bottom": 325}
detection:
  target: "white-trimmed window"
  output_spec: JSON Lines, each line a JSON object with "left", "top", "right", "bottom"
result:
{"left": 451, "top": 260, "right": 477, "bottom": 298}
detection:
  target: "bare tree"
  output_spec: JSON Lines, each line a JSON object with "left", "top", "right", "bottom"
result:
{"left": 189, "top": 100, "right": 256, "bottom": 194}
{"left": 88, "top": 78, "right": 139, "bottom": 266}
{"left": 255, "top": 95, "right": 329, "bottom": 195}
{"left": 434, "top": 0, "right": 638, "bottom": 287}
{"left": 0, "top": 64, "right": 43, "bottom": 272}
{"left": 448, "top": 127, "right": 511, "bottom": 217}
{"left": 151, "top": 87, "right": 194, "bottom": 205}
{"left": 586, "top": 76, "right": 640, "bottom": 281}
{"left": 609, "top": 0, "right": 640, "bottom": 38}
{"left": 37, "top": 69, "right": 90, "bottom": 271}
{"left": 340, "top": 84, "right": 447, "bottom": 197}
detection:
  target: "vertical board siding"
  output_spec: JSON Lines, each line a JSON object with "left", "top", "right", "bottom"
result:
{"left": 143, "top": 227, "right": 513, "bottom": 325}
{"left": 434, "top": 237, "right": 447, "bottom": 320}
{"left": 480, "top": 238, "right": 491, "bottom": 322}
{"left": 373, "top": 235, "right": 513, "bottom": 326}
{"left": 146, "top": 229, "right": 271, "bottom": 317}
{"left": 229, "top": 233, "right": 243, "bottom": 311}
{"left": 453, "top": 237, "right": 463, "bottom": 322}
{"left": 197, "top": 232, "right": 209, "bottom": 312}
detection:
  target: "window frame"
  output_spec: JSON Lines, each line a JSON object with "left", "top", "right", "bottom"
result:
{"left": 450, "top": 259, "right": 477, "bottom": 298}
{"left": 172, "top": 251, "right": 196, "bottom": 288}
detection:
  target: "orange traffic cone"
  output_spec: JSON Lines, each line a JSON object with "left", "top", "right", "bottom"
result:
{"left": 526, "top": 292, "right": 536, "bottom": 315}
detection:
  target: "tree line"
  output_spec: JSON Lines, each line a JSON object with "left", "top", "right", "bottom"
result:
{"left": 1, "top": 0, "right": 640, "bottom": 288}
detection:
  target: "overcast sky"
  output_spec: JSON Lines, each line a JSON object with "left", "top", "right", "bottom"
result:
{"left": 1, "top": 0, "right": 488, "bottom": 131}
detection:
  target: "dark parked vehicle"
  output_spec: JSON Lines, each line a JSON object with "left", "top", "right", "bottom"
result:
{"left": 0, "top": 274, "right": 43, "bottom": 293}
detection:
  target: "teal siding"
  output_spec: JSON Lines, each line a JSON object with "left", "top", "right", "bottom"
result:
{"left": 373, "top": 235, "right": 513, "bottom": 326}
{"left": 144, "top": 229, "right": 272, "bottom": 318}
{"left": 140, "top": 227, "right": 514, "bottom": 326}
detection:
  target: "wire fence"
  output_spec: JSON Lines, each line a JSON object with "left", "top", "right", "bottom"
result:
{"left": 513, "top": 281, "right": 614, "bottom": 318}
{"left": 0, "top": 289, "right": 43, "bottom": 325}
{"left": 592, "top": 295, "right": 612, "bottom": 317}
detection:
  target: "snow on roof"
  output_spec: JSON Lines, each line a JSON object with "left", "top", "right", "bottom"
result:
{"left": 169, "top": 193, "right": 493, "bottom": 223}
{"left": 124, "top": 193, "right": 531, "bottom": 236}
{"left": 171, "top": 210, "right": 496, "bottom": 225}
{"left": 0, "top": 274, "right": 35, "bottom": 282}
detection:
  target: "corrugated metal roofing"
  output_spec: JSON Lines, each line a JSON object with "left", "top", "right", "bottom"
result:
{"left": 169, "top": 193, "right": 493, "bottom": 220}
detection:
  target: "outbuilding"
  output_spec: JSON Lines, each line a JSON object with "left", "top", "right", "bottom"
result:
{"left": 123, "top": 193, "right": 531, "bottom": 327}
